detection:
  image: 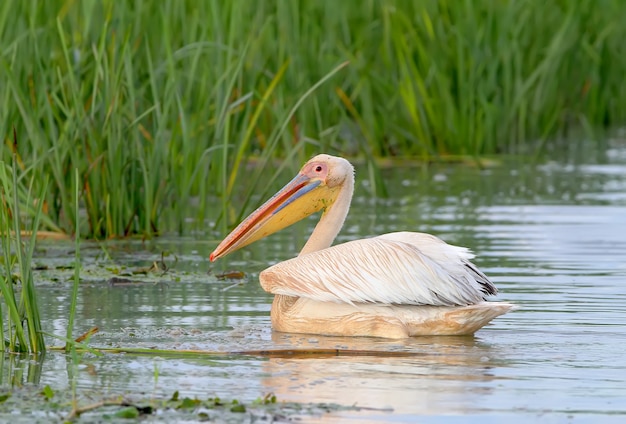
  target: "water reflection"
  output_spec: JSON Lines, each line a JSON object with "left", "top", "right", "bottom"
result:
{"left": 0, "top": 354, "right": 44, "bottom": 387}
{"left": 257, "top": 332, "right": 515, "bottom": 418}
{"left": 3, "top": 147, "right": 626, "bottom": 421}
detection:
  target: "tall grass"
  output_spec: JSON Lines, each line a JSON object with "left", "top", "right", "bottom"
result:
{"left": 0, "top": 151, "right": 46, "bottom": 353}
{"left": 1, "top": 0, "right": 625, "bottom": 237}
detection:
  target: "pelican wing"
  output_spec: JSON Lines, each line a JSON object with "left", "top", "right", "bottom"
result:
{"left": 259, "top": 232, "right": 497, "bottom": 306}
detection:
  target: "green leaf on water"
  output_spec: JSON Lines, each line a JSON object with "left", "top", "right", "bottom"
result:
{"left": 114, "top": 406, "right": 140, "bottom": 418}
{"left": 230, "top": 403, "right": 246, "bottom": 413}
{"left": 170, "top": 390, "right": 179, "bottom": 401}
{"left": 0, "top": 393, "right": 10, "bottom": 403}
{"left": 41, "top": 385, "right": 54, "bottom": 400}
{"left": 178, "top": 397, "right": 200, "bottom": 409}
{"left": 254, "top": 393, "right": 277, "bottom": 405}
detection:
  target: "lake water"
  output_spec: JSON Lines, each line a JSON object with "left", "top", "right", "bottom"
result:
{"left": 3, "top": 144, "right": 626, "bottom": 423}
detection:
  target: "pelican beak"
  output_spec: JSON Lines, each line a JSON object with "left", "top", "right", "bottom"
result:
{"left": 210, "top": 172, "right": 337, "bottom": 261}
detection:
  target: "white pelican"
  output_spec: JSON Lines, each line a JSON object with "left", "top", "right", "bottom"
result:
{"left": 211, "top": 154, "right": 513, "bottom": 338}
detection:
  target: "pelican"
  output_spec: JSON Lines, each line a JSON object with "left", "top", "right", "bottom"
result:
{"left": 211, "top": 154, "right": 513, "bottom": 338}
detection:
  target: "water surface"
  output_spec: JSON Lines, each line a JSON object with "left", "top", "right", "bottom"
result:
{"left": 3, "top": 145, "right": 626, "bottom": 423}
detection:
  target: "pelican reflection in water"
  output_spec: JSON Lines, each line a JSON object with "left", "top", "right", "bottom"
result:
{"left": 211, "top": 154, "right": 513, "bottom": 338}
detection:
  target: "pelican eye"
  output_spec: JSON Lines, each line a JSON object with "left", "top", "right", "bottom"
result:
{"left": 315, "top": 165, "right": 323, "bottom": 172}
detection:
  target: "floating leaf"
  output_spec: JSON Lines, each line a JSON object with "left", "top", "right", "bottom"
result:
{"left": 178, "top": 397, "right": 200, "bottom": 409}
{"left": 114, "top": 406, "right": 140, "bottom": 419}
{"left": 230, "top": 404, "right": 246, "bottom": 413}
{"left": 41, "top": 385, "right": 54, "bottom": 400}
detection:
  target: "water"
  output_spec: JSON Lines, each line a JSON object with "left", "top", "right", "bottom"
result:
{"left": 3, "top": 145, "right": 626, "bottom": 423}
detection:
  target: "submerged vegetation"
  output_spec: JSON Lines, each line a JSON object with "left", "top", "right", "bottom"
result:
{"left": 1, "top": 0, "right": 626, "bottom": 238}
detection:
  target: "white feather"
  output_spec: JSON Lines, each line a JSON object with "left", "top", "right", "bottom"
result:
{"left": 260, "top": 231, "right": 496, "bottom": 307}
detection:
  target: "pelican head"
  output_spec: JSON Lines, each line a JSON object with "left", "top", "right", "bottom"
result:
{"left": 210, "top": 154, "right": 354, "bottom": 261}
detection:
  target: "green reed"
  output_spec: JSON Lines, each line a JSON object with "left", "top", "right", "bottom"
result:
{"left": 66, "top": 168, "right": 80, "bottom": 351}
{"left": 1, "top": 0, "right": 625, "bottom": 238}
{"left": 0, "top": 154, "right": 46, "bottom": 353}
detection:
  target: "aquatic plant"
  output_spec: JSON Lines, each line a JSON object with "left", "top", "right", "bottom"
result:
{"left": 1, "top": 0, "right": 626, "bottom": 237}
{"left": 0, "top": 151, "right": 47, "bottom": 353}
{"left": 65, "top": 168, "right": 81, "bottom": 350}
{"left": 0, "top": 384, "right": 361, "bottom": 422}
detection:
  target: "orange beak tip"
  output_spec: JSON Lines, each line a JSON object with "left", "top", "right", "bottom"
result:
{"left": 209, "top": 252, "right": 217, "bottom": 262}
